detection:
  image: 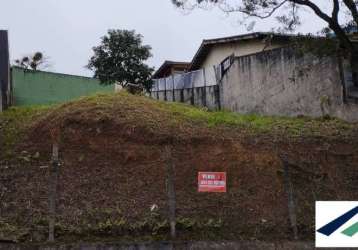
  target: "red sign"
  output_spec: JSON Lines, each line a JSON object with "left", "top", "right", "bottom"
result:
{"left": 198, "top": 172, "right": 227, "bottom": 193}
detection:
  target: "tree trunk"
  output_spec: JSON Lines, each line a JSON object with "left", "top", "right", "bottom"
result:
{"left": 332, "top": 24, "right": 358, "bottom": 88}
{"left": 350, "top": 52, "right": 358, "bottom": 87}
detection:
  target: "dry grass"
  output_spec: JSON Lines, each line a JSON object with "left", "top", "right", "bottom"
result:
{"left": 1, "top": 91, "right": 357, "bottom": 154}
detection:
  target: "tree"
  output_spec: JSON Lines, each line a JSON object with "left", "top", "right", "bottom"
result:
{"left": 87, "top": 29, "right": 154, "bottom": 92}
{"left": 172, "top": 0, "right": 358, "bottom": 86}
{"left": 15, "top": 52, "right": 49, "bottom": 70}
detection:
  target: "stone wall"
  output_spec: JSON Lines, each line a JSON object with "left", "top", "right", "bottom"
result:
{"left": 220, "top": 48, "right": 358, "bottom": 122}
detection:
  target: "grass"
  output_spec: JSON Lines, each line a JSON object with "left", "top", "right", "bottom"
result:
{"left": 0, "top": 105, "right": 51, "bottom": 160}
{"left": 156, "top": 99, "right": 355, "bottom": 137}
{"left": 0, "top": 92, "right": 356, "bottom": 160}
{"left": 77, "top": 92, "right": 353, "bottom": 137}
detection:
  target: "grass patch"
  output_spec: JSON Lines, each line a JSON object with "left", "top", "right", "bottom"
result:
{"left": 51, "top": 92, "right": 357, "bottom": 138}
{"left": 0, "top": 91, "right": 356, "bottom": 160}
{"left": 155, "top": 100, "right": 355, "bottom": 137}
{"left": 0, "top": 105, "right": 51, "bottom": 160}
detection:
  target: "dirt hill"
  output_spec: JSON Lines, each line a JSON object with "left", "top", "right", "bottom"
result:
{"left": 0, "top": 92, "right": 357, "bottom": 243}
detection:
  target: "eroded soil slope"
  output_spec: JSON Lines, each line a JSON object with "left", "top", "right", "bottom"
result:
{"left": 0, "top": 93, "right": 357, "bottom": 242}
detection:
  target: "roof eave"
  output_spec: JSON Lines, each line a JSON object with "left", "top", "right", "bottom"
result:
{"left": 153, "top": 60, "right": 190, "bottom": 79}
{"left": 189, "top": 32, "right": 297, "bottom": 71}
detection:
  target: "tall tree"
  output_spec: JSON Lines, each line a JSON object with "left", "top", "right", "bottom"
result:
{"left": 87, "top": 29, "right": 154, "bottom": 91}
{"left": 172, "top": 0, "right": 358, "bottom": 85}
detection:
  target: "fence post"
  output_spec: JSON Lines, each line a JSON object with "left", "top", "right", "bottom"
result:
{"left": 180, "top": 89, "right": 184, "bottom": 103}
{"left": 213, "top": 65, "right": 221, "bottom": 110}
{"left": 164, "top": 78, "right": 167, "bottom": 101}
{"left": 191, "top": 74, "right": 195, "bottom": 105}
{"left": 203, "top": 68, "right": 207, "bottom": 107}
{"left": 281, "top": 157, "right": 298, "bottom": 240}
{"left": 48, "top": 143, "right": 59, "bottom": 242}
{"left": 172, "top": 75, "right": 175, "bottom": 102}
{"left": 164, "top": 146, "right": 176, "bottom": 239}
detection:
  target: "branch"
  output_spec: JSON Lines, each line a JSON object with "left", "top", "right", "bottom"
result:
{"left": 342, "top": 0, "right": 358, "bottom": 26}
{"left": 288, "top": 3, "right": 300, "bottom": 31}
{"left": 292, "top": 0, "right": 353, "bottom": 51}
{"left": 291, "top": 0, "right": 332, "bottom": 24}
{"left": 235, "top": 0, "right": 289, "bottom": 19}
{"left": 332, "top": 0, "right": 339, "bottom": 22}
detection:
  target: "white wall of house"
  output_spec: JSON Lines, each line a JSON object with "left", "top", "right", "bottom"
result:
{"left": 200, "top": 39, "right": 285, "bottom": 84}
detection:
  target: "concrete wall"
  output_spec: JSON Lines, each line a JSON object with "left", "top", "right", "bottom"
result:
{"left": 12, "top": 67, "right": 114, "bottom": 106}
{"left": 220, "top": 48, "right": 358, "bottom": 122}
{"left": 201, "top": 39, "right": 285, "bottom": 84}
{"left": 151, "top": 85, "right": 220, "bottom": 110}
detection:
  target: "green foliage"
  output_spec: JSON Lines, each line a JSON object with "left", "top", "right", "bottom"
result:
{"left": 1, "top": 92, "right": 355, "bottom": 164}
{"left": 156, "top": 100, "right": 354, "bottom": 137}
{"left": 15, "top": 52, "right": 49, "bottom": 70}
{"left": 129, "top": 211, "right": 169, "bottom": 236}
{"left": 0, "top": 220, "right": 29, "bottom": 242}
{"left": 25, "top": 209, "right": 223, "bottom": 242}
{"left": 0, "top": 221, "right": 18, "bottom": 237}
{"left": 87, "top": 29, "right": 154, "bottom": 91}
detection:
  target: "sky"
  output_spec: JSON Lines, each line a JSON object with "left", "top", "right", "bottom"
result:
{"left": 0, "top": 0, "right": 330, "bottom": 77}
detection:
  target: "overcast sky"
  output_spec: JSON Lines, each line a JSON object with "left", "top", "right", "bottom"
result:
{"left": 0, "top": 0, "right": 329, "bottom": 76}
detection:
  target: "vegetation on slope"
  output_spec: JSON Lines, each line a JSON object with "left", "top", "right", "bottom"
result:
{"left": 0, "top": 92, "right": 357, "bottom": 243}
{"left": 1, "top": 91, "right": 354, "bottom": 144}
{"left": 0, "top": 106, "right": 51, "bottom": 160}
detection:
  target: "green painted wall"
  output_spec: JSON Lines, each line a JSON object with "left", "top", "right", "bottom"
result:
{"left": 12, "top": 67, "right": 114, "bottom": 106}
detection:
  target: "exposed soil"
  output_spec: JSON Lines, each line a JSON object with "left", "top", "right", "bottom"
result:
{"left": 0, "top": 93, "right": 357, "bottom": 243}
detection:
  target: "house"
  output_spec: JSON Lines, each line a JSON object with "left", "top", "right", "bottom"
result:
{"left": 188, "top": 32, "right": 292, "bottom": 84}
{"left": 151, "top": 32, "right": 358, "bottom": 122}
{"left": 154, "top": 32, "right": 293, "bottom": 84}
{"left": 153, "top": 61, "right": 190, "bottom": 79}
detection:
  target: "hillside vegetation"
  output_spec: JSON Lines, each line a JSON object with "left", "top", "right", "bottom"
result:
{"left": 0, "top": 92, "right": 357, "bottom": 243}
